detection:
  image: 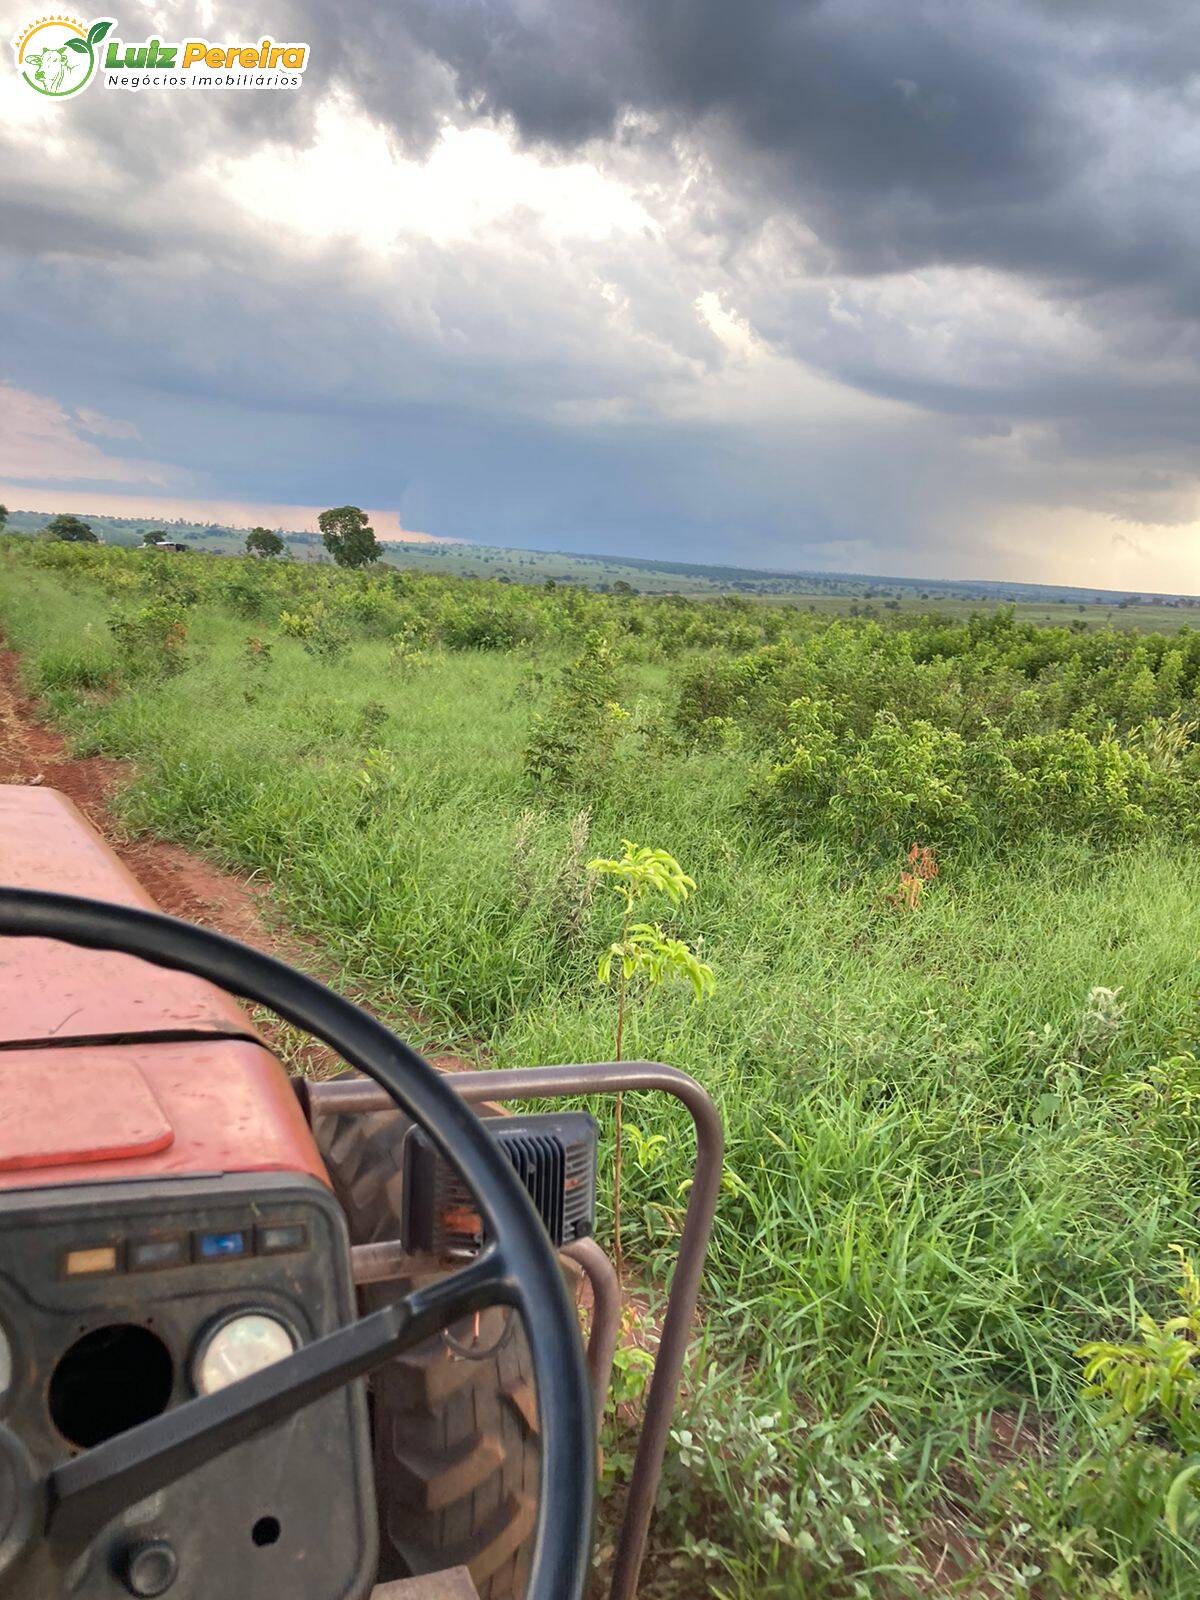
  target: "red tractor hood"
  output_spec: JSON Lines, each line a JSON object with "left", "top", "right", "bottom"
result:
{"left": 0, "top": 1039, "right": 328, "bottom": 1191}
{"left": 0, "top": 1051, "right": 172, "bottom": 1171}
{"left": 0, "top": 785, "right": 327, "bottom": 1190}
{"left": 0, "top": 785, "right": 259, "bottom": 1048}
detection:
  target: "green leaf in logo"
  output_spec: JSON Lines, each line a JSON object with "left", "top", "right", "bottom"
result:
{"left": 65, "top": 37, "right": 89, "bottom": 52}
{"left": 87, "top": 19, "right": 113, "bottom": 46}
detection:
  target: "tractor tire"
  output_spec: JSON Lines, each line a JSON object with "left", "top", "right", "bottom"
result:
{"left": 316, "top": 1102, "right": 550, "bottom": 1600}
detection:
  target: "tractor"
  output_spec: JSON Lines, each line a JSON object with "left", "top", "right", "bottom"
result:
{"left": 0, "top": 784, "right": 721, "bottom": 1599}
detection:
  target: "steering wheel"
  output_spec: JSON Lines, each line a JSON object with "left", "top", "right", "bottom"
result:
{"left": 0, "top": 888, "right": 594, "bottom": 1599}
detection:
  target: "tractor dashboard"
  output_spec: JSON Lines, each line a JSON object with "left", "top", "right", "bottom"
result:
{"left": 0, "top": 1173, "right": 376, "bottom": 1599}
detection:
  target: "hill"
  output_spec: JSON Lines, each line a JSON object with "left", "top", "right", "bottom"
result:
{"left": 6, "top": 508, "right": 1200, "bottom": 630}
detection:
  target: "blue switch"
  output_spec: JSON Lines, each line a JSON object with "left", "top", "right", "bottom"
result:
{"left": 197, "top": 1230, "right": 247, "bottom": 1260}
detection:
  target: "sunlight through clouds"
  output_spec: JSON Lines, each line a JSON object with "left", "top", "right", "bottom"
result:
{"left": 218, "top": 99, "right": 656, "bottom": 252}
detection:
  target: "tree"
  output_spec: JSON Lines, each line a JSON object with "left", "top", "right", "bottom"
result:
{"left": 141, "top": 529, "right": 165, "bottom": 546}
{"left": 43, "top": 513, "right": 97, "bottom": 544}
{"left": 0, "top": 505, "right": 8, "bottom": 530}
{"left": 246, "top": 526, "right": 285, "bottom": 559}
{"left": 588, "top": 840, "right": 715, "bottom": 1280}
{"left": 318, "top": 506, "right": 381, "bottom": 569}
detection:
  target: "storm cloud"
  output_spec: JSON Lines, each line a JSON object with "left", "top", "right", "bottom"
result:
{"left": 2, "top": 0, "right": 1199, "bottom": 585}
{"left": 385, "top": 1, "right": 1197, "bottom": 284}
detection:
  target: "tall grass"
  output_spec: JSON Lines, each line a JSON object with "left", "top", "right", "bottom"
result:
{"left": 3, "top": 546, "right": 1200, "bottom": 1595}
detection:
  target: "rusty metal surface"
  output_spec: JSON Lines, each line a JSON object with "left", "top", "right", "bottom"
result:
{"left": 371, "top": 1570, "right": 479, "bottom": 1599}
{"left": 350, "top": 1238, "right": 411, "bottom": 1284}
{"left": 0, "top": 785, "right": 259, "bottom": 1048}
{"left": 312, "top": 1059, "right": 724, "bottom": 1600}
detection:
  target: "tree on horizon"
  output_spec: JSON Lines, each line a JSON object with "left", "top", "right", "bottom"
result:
{"left": 246, "top": 526, "right": 286, "bottom": 559}
{"left": 318, "top": 506, "right": 381, "bottom": 569}
{"left": 43, "top": 514, "right": 97, "bottom": 544}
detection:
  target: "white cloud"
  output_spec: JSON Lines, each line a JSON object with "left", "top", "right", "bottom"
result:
{"left": 216, "top": 99, "right": 656, "bottom": 253}
{"left": 684, "top": 289, "right": 911, "bottom": 426}
{"left": 75, "top": 408, "right": 142, "bottom": 441}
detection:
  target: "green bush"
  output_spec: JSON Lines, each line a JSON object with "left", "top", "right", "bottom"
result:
{"left": 328, "top": 582, "right": 405, "bottom": 636}
{"left": 437, "top": 595, "right": 537, "bottom": 650}
{"left": 764, "top": 699, "right": 1190, "bottom": 851}
{"left": 217, "top": 569, "right": 270, "bottom": 618}
{"left": 674, "top": 643, "right": 808, "bottom": 742}
{"left": 107, "top": 601, "right": 188, "bottom": 678}
{"left": 278, "top": 602, "right": 351, "bottom": 662}
{"left": 524, "top": 632, "right": 623, "bottom": 792}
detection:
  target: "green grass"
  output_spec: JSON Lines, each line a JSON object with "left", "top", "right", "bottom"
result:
{"left": 4, "top": 550, "right": 1200, "bottom": 1596}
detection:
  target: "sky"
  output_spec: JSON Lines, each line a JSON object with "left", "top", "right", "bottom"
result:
{"left": 3, "top": 0, "right": 1200, "bottom": 589}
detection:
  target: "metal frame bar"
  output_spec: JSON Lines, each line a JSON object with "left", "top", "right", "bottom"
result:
{"left": 313, "top": 1061, "right": 722, "bottom": 1600}
{"left": 561, "top": 1236, "right": 621, "bottom": 1435}
{"left": 350, "top": 1240, "right": 409, "bottom": 1285}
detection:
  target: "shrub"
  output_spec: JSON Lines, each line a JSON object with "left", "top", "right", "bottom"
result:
{"left": 524, "top": 632, "right": 622, "bottom": 792}
{"left": 438, "top": 596, "right": 536, "bottom": 651}
{"left": 279, "top": 602, "right": 351, "bottom": 662}
{"left": 141, "top": 556, "right": 200, "bottom": 609}
{"left": 992, "top": 1250, "right": 1200, "bottom": 1593}
{"left": 387, "top": 633, "right": 431, "bottom": 674}
{"left": 329, "top": 582, "right": 405, "bottom": 635}
{"left": 352, "top": 699, "right": 390, "bottom": 744}
{"left": 765, "top": 701, "right": 964, "bottom": 850}
{"left": 1078, "top": 1248, "right": 1200, "bottom": 1456}
{"left": 240, "top": 635, "right": 273, "bottom": 703}
{"left": 107, "top": 602, "right": 188, "bottom": 677}
{"left": 674, "top": 644, "right": 806, "bottom": 742}
{"left": 218, "top": 570, "right": 270, "bottom": 619}
{"left": 764, "top": 701, "right": 1192, "bottom": 852}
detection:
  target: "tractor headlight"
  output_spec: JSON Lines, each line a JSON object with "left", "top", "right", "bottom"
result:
{"left": 192, "top": 1312, "right": 297, "bottom": 1396}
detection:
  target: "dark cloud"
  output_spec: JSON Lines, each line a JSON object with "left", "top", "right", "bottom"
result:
{"left": 282, "top": 0, "right": 1194, "bottom": 329}
{"left": 5, "top": 0, "right": 1200, "bottom": 582}
{"left": 33, "top": 0, "right": 1200, "bottom": 311}
{"left": 264, "top": 0, "right": 1200, "bottom": 462}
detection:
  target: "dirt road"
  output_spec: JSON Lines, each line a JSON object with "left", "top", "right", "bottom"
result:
{"left": 1, "top": 646, "right": 282, "bottom": 949}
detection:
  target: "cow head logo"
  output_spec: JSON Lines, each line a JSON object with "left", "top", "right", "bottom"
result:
{"left": 13, "top": 16, "right": 113, "bottom": 97}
